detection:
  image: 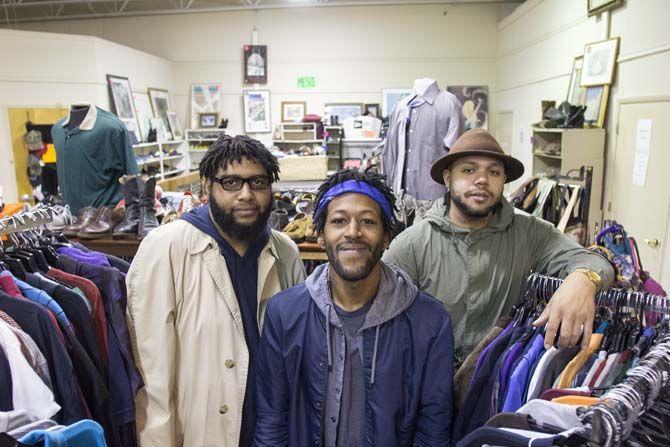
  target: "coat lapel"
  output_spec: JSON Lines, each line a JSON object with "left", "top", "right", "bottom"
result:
{"left": 202, "top": 246, "right": 246, "bottom": 338}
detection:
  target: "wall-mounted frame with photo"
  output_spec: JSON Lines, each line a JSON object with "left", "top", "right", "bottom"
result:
{"left": 133, "top": 91, "right": 154, "bottom": 143}
{"left": 583, "top": 85, "right": 610, "bottom": 128}
{"left": 167, "top": 111, "right": 183, "bottom": 139}
{"left": 198, "top": 112, "right": 219, "bottom": 129}
{"left": 581, "top": 37, "right": 620, "bottom": 86}
{"left": 364, "top": 103, "right": 380, "bottom": 118}
{"left": 244, "top": 45, "right": 267, "bottom": 84}
{"left": 106, "top": 74, "right": 140, "bottom": 143}
{"left": 147, "top": 88, "right": 173, "bottom": 140}
{"left": 566, "top": 56, "right": 586, "bottom": 105}
{"left": 446, "top": 85, "right": 489, "bottom": 130}
{"left": 381, "top": 89, "right": 413, "bottom": 118}
{"left": 281, "top": 101, "right": 306, "bottom": 122}
{"left": 324, "top": 103, "right": 364, "bottom": 124}
{"left": 243, "top": 90, "right": 271, "bottom": 133}
{"left": 190, "top": 83, "right": 222, "bottom": 130}
{"left": 587, "top": 0, "right": 624, "bottom": 16}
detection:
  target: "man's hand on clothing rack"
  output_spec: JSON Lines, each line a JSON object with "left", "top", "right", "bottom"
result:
{"left": 533, "top": 271, "right": 597, "bottom": 350}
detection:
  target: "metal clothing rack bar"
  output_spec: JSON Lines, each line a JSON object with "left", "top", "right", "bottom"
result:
{"left": 526, "top": 272, "right": 670, "bottom": 314}
{"left": 0, "top": 208, "right": 53, "bottom": 237}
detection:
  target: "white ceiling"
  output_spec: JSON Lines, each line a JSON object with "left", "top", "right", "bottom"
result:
{"left": 1, "top": 0, "right": 524, "bottom": 24}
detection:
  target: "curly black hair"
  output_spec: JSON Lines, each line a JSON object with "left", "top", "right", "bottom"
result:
{"left": 199, "top": 135, "right": 280, "bottom": 182}
{"left": 313, "top": 169, "right": 399, "bottom": 238}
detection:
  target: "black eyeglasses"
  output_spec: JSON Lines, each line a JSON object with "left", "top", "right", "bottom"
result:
{"left": 212, "top": 175, "right": 271, "bottom": 191}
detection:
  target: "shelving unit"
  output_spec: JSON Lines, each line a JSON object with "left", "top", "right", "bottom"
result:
{"left": 531, "top": 127, "right": 606, "bottom": 235}
{"left": 324, "top": 125, "right": 343, "bottom": 171}
{"left": 132, "top": 139, "right": 189, "bottom": 180}
{"left": 185, "top": 128, "right": 226, "bottom": 170}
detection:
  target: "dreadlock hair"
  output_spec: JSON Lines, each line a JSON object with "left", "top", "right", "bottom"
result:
{"left": 199, "top": 134, "right": 280, "bottom": 183}
{"left": 313, "top": 169, "right": 400, "bottom": 239}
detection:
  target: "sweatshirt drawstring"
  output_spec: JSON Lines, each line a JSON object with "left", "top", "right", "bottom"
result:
{"left": 371, "top": 325, "right": 380, "bottom": 386}
{"left": 326, "top": 304, "right": 333, "bottom": 369}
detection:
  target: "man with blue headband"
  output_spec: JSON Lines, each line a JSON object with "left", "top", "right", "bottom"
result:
{"left": 254, "top": 170, "right": 455, "bottom": 446}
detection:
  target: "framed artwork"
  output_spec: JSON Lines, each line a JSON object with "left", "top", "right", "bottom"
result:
{"left": 381, "top": 89, "right": 413, "bottom": 118}
{"left": 243, "top": 45, "right": 267, "bottom": 84}
{"left": 566, "top": 56, "right": 586, "bottom": 105}
{"left": 151, "top": 117, "right": 168, "bottom": 142}
{"left": 133, "top": 92, "right": 154, "bottom": 143}
{"left": 167, "top": 111, "right": 183, "bottom": 139}
{"left": 588, "top": 0, "right": 624, "bottom": 16}
{"left": 106, "top": 74, "right": 140, "bottom": 143}
{"left": 583, "top": 85, "right": 610, "bottom": 128}
{"left": 364, "top": 103, "right": 380, "bottom": 118}
{"left": 281, "top": 101, "right": 306, "bottom": 122}
{"left": 198, "top": 112, "right": 219, "bottom": 129}
{"left": 447, "top": 85, "right": 489, "bottom": 130}
{"left": 190, "top": 83, "right": 222, "bottom": 129}
{"left": 243, "top": 90, "right": 271, "bottom": 133}
{"left": 147, "top": 88, "right": 173, "bottom": 140}
{"left": 324, "top": 103, "right": 364, "bottom": 124}
{"left": 581, "top": 37, "right": 620, "bottom": 86}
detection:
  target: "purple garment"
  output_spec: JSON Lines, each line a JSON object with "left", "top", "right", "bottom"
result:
{"left": 56, "top": 255, "right": 141, "bottom": 434}
{"left": 470, "top": 322, "right": 514, "bottom": 387}
{"left": 502, "top": 333, "right": 545, "bottom": 412}
{"left": 57, "top": 247, "right": 111, "bottom": 268}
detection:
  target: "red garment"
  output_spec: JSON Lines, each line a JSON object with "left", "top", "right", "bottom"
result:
{"left": 540, "top": 388, "right": 593, "bottom": 401}
{"left": 588, "top": 356, "right": 609, "bottom": 388}
{"left": 0, "top": 274, "right": 66, "bottom": 344}
{"left": 47, "top": 268, "right": 109, "bottom": 366}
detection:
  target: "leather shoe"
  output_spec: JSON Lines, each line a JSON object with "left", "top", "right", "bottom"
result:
{"left": 77, "top": 207, "right": 113, "bottom": 239}
{"left": 63, "top": 206, "right": 97, "bottom": 237}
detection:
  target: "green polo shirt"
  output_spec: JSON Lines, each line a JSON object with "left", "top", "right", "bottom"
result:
{"left": 51, "top": 107, "right": 139, "bottom": 214}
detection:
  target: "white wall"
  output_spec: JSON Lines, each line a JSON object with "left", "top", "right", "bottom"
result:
{"left": 14, "top": 3, "right": 500, "bottom": 146}
{"left": 494, "top": 0, "right": 670, "bottom": 206}
{"left": 0, "top": 28, "right": 173, "bottom": 202}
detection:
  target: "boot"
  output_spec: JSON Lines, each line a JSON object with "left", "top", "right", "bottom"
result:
{"left": 77, "top": 207, "right": 113, "bottom": 239}
{"left": 63, "top": 206, "right": 97, "bottom": 237}
{"left": 112, "top": 175, "right": 141, "bottom": 239}
{"left": 138, "top": 176, "right": 160, "bottom": 240}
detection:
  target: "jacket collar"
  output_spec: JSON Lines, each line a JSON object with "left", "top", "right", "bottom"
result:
{"left": 189, "top": 226, "right": 279, "bottom": 259}
{"left": 418, "top": 80, "right": 440, "bottom": 105}
{"left": 425, "top": 195, "right": 515, "bottom": 234}
{"left": 62, "top": 104, "right": 98, "bottom": 131}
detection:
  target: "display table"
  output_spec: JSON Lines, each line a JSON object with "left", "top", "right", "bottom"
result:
{"left": 71, "top": 237, "right": 327, "bottom": 261}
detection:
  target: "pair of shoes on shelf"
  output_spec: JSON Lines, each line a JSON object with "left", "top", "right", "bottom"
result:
{"left": 112, "top": 175, "right": 160, "bottom": 240}
{"left": 283, "top": 213, "right": 317, "bottom": 243}
{"left": 63, "top": 206, "right": 117, "bottom": 239}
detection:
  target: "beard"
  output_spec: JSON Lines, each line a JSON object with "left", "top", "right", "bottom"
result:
{"left": 449, "top": 187, "right": 502, "bottom": 219}
{"left": 209, "top": 198, "right": 271, "bottom": 242}
{"left": 326, "top": 241, "right": 385, "bottom": 282}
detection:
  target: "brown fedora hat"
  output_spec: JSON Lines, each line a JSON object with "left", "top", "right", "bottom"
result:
{"left": 430, "top": 128, "right": 525, "bottom": 184}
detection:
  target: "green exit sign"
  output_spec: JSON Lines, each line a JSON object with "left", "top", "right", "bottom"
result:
{"left": 297, "top": 76, "right": 316, "bottom": 88}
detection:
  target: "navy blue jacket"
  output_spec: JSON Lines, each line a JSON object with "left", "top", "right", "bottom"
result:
{"left": 254, "top": 262, "right": 454, "bottom": 446}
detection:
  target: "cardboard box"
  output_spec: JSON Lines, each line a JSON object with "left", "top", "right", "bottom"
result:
{"left": 279, "top": 155, "right": 328, "bottom": 181}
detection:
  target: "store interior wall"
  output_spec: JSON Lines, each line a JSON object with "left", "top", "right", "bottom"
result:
{"left": 0, "top": 28, "right": 173, "bottom": 202}
{"left": 1, "top": 0, "right": 669, "bottom": 205}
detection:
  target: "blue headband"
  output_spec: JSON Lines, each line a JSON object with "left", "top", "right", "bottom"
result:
{"left": 313, "top": 180, "right": 393, "bottom": 223}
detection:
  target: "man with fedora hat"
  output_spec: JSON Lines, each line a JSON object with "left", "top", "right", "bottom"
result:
{"left": 383, "top": 129, "right": 613, "bottom": 362}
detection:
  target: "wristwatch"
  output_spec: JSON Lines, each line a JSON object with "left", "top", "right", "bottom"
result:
{"left": 574, "top": 268, "right": 602, "bottom": 290}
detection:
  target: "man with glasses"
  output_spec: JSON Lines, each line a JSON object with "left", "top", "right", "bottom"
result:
{"left": 127, "top": 135, "right": 306, "bottom": 447}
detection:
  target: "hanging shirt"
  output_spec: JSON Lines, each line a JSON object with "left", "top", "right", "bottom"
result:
{"left": 381, "top": 81, "right": 464, "bottom": 201}
{"left": 502, "top": 333, "right": 546, "bottom": 412}
{"left": 51, "top": 106, "right": 139, "bottom": 214}
{"left": 13, "top": 276, "right": 73, "bottom": 334}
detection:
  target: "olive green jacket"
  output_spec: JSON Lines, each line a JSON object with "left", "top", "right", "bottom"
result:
{"left": 383, "top": 196, "right": 614, "bottom": 359}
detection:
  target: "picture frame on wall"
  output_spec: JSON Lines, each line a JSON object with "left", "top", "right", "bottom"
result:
{"left": 364, "top": 103, "right": 380, "bottom": 118}
{"left": 167, "top": 111, "right": 183, "bottom": 139}
{"left": 566, "top": 56, "right": 586, "bottom": 105}
{"left": 106, "top": 74, "right": 140, "bottom": 143}
{"left": 281, "top": 101, "right": 306, "bottom": 122}
{"left": 133, "top": 92, "right": 154, "bottom": 143}
{"left": 583, "top": 85, "right": 610, "bottom": 128}
{"left": 190, "top": 83, "right": 222, "bottom": 129}
{"left": 147, "top": 88, "right": 173, "bottom": 140}
{"left": 381, "top": 89, "right": 413, "bottom": 118}
{"left": 580, "top": 37, "right": 620, "bottom": 86}
{"left": 243, "top": 45, "right": 268, "bottom": 84}
{"left": 198, "top": 112, "right": 219, "bottom": 129}
{"left": 587, "top": 0, "right": 624, "bottom": 16}
{"left": 324, "top": 103, "right": 364, "bottom": 124}
{"left": 446, "top": 85, "right": 489, "bottom": 130}
{"left": 243, "top": 90, "right": 271, "bottom": 133}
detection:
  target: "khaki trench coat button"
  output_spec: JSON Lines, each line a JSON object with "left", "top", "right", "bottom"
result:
{"left": 219, "top": 405, "right": 228, "bottom": 414}
{"left": 225, "top": 359, "right": 235, "bottom": 369}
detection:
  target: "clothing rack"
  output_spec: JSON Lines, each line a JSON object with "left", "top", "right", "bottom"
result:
{"left": 525, "top": 272, "right": 670, "bottom": 315}
{"left": 0, "top": 207, "right": 53, "bottom": 237}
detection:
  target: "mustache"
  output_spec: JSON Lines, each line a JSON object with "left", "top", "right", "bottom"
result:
{"left": 337, "top": 242, "right": 372, "bottom": 251}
